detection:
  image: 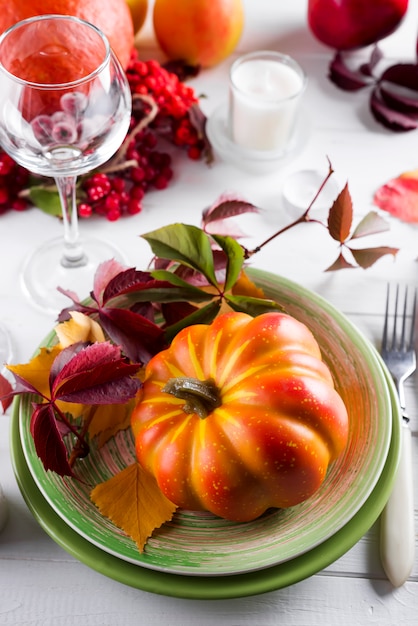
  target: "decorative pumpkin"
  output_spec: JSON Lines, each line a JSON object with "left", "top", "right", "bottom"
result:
{"left": 131, "top": 311, "right": 349, "bottom": 522}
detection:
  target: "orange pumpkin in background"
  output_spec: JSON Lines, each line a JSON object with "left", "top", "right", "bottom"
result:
{"left": 0, "top": 0, "right": 135, "bottom": 69}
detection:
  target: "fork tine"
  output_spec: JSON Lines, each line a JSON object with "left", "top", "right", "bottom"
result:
{"left": 408, "top": 288, "right": 416, "bottom": 350}
{"left": 382, "top": 283, "right": 390, "bottom": 352}
{"left": 392, "top": 284, "right": 400, "bottom": 350}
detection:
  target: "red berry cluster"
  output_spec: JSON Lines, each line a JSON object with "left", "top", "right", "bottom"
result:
{"left": 76, "top": 54, "right": 206, "bottom": 221}
{"left": 0, "top": 52, "right": 208, "bottom": 221}
{"left": 0, "top": 151, "right": 31, "bottom": 215}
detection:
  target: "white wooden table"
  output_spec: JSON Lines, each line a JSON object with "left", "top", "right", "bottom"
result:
{"left": 0, "top": 1, "right": 417, "bottom": 623}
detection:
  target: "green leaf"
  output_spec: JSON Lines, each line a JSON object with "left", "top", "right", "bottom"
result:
{"left": 163, "top": 300, "right": 221, "bottom": 343}
{"left": 151, "top": 270, "right": 218, "bottom": 302}
{"left": 225, "top": 295, "right": 284, "bottom": 317}
{"left": 108, "top": 284, "right": 215, "bottom": 307}
{"left": 211, "top": 234, "right": 245, "bottom": 292}
{"left": 142, "top": 224, "right": 218, "bottom": 287}
{"left": 29, "top": 187, "right": 62, "bottom": 216}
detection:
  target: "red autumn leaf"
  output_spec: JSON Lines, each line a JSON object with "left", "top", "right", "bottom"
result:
{"left": 327, "top": 184, "right": 353, "bottom": 243}
{"left": 50, "top": 342, "right": 141, "bottom": 405}
{"left": 30, "top": 403, "right": 75, "bottom": 476}
{"left": 93, "top": 258, "right": 127, "bottom": 301}
{"left": 101, "top": 268, "right": 166, "bottom": 305}
{"left": 0, "top": 373, "right": 13, "bottom": 412}
{"left": 202, "top": 195, "right": 260, "bottom": 238}
{"left": 374, "top": 172, "right": 418, "bottom": 222}
{"left": 98, "top": 308, "right": 165, "bottom": 364}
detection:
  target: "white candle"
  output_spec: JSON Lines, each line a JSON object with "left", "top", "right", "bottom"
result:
{"left": 229, "top": 51, "right": 306, "bottom": 152}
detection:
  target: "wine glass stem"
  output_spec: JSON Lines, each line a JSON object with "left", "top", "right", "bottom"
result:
{"left": 55, "top": 176, "right": 88, "bottom": 268}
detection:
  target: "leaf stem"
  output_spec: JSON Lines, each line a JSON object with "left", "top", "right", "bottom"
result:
{"left": 52, "top": 401, "right": 90, "bottom": 462}
{"left": 245, "top": 160, "right": 335, "bottom": 259}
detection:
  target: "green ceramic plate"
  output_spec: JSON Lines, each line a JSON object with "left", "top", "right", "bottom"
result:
{"left": 10, "top": 358, "right": 400, "bottom": 598}
{"left": 16, "top": 271, "right": 398, "bottom": 579}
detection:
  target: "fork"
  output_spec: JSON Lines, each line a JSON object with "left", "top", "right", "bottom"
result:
{"left": 380, "top": 284, "right": 416, "bottom": 587}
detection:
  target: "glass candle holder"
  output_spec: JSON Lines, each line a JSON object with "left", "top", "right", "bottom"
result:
{"left": 228, "top": 51, "right": 307, "bottom": 153}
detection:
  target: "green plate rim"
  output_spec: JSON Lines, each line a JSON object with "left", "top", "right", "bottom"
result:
{"left": 9, "top": 271, "right": 402, "bottom": 598}
{"left": 10, "top": 362, "right": 400, "bottom": 598}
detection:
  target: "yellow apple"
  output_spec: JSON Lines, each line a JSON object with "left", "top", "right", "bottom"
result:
{"left": 125, "top": 0, "right": 148, "bottom": 34}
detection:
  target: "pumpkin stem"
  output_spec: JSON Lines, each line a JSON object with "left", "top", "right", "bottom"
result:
{"left": 162, "top": 377, "right": 221, "bottom": 419}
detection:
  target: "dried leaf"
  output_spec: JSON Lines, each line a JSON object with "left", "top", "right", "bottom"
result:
{"left": 8, "top": 346, "right": 62, "bottom": 398}
{"left": 324, "top": 252, "right": 357, "bottom": 272}
{"left": 327, "top": 184, "right": 353, "bottom": 243}
{"left": 350, "top": 210, "right": 391, "bottom": 238}
{"left": 374, "top": 171, "right": 418, "bottom": 222}
{"left": 55, "top": 311, "right": 105, "bottom": 348}
{"left": 88, "top": 398, "right": 138, "bottom": 447}
{"left": 232, "top": 271, "right": 267, "bottom": 299}
{"left": 348, "top": 245, "right": 398, "bottom": 269}
{"left": 90, "top": 462, "right": 177, "bottom": 552}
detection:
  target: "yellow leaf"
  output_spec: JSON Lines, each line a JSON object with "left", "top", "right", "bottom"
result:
{"left": 232, "top": 270, "right": 267, "bottom": 299}
{"left": 55, "top": 311, "right": 105, "bottom": 348}
{"left": 91, "top": 462, "right": 177, "bottom": 552}
{"left": 7, "top": 346, "right": 62, "bottom": 398}
{"left": 8, "top": 345, "right": 84, "bottom": 418}
{"left": 88, "top": 398, "right": 136, "bottom": 447}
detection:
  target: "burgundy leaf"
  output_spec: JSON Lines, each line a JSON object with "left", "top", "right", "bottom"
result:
{"left": 93, "top": 259, "right": 127, "bottom": 301}
{"left": 370, "top": 87, "right": 418, "bottom": 131}
{"left": 49, "top": 342, "right": 88, "bottom": 389}
{"left": 202, "top": 196, "right": 259, "bottom": 229}
{"left": 329, "top": 52, "right": 374, "bottom": 91}
{"left": 56, "top": 291, "right": 97, "bottom": 322}
{"left": 0, "top": 373, "right": 13, "bottom": 412}
{"left": 187, "top": 103, "right": 213, "bottom": 164}
{"left": 30, "top": 402, "right": 74, "bottom": 477}
{"left": 101, "top": 268, "right": 158, "bottom": 304}
{"left": 50, "top": 342, "right": 141, "bottom": 404}
{"left": 98, "top": 308, "right": 165, "bottom": 364}
{"left": 161, "top": 300, "right": 199, "bottom": 326}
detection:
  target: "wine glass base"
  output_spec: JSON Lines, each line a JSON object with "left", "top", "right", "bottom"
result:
{"left": 21, "top": 236, "right": 128, "bottom": 316}
{"left": 0, "top": 322, "right": 13, "bottom": 372}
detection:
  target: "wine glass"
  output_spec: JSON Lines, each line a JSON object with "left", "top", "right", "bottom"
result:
{"left": 0, "top": 14, "right": 132, "bottom": 314}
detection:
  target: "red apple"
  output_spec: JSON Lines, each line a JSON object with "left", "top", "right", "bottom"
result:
{"left": 308, "top": 0, "right": 409, "bottom": 50}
